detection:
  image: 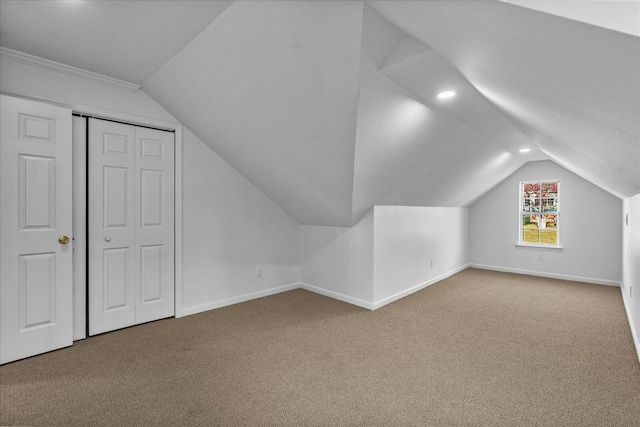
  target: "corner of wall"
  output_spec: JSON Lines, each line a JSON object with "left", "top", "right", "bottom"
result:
{"left": 622, "top": 193, "right": 640, "bottom": 363}
{"left": 299, "top": 211, "right": 375, "bottom": 306}
{"left": 372, "top": 206, "right": 470, "bottom": 308}
{"left": 620, "top": 283, "right": 640, "bottom": 364}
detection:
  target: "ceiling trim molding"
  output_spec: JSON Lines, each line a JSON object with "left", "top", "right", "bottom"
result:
{"left": 0, "top": 47, "right": 141, "bottom": 92}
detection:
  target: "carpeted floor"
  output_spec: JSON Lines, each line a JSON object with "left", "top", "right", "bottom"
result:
{"left": 1, "top": 268, "right": 639, "bottom": 426}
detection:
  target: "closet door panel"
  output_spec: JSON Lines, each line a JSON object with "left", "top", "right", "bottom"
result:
{"left": 88, "top": 119, "right": 136, "bottom": 336}
{"left": 135, "top": 127, "right": 174, "bottom": 324}
{"left": 88, "top": 120, "right": 174, "bottom": 335}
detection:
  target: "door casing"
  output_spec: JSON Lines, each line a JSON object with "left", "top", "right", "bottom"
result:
{"left": 66, "top": 115, "right": 183, "bottom": 340}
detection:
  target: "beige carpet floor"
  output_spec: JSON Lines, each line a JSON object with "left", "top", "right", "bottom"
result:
{"left": 1, "top": 268, "right": 639, "bottom": 426}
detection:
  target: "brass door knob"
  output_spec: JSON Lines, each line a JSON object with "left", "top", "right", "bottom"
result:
{"left": 58, "top": 235, "right": 70, "bottom": 245}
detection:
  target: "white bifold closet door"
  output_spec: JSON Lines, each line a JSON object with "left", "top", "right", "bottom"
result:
{"left": 88, "top": 118, "right": 174, "bottom": 336}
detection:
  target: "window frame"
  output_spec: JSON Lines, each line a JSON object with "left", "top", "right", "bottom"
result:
{"left": 518, "top": 179, "right": 561, "bottom": 248}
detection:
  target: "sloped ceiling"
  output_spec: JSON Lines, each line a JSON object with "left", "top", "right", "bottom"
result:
{"left": 0, "top": 0, "right": 233, "bottom": 84}
{"left": 501, "top": 0, "right": 640, "bottom": 36}
{"left": 351, "top": 5, "right": 544, "bottom": 223}
{"left": 1, "top": 1, "right": 638, "bottom": 226}
{"left": 369, "top": 0, "right": 640, "bottom": 202}
{"left": 144, "top": 1, "right": 363, "bottom": 226}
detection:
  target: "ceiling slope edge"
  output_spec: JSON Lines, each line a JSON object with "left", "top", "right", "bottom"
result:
{"left": 350, "top": 2, "right": 406, "bottom": 226}
{"left": 140, "top": 1, "right": 235, "bottom": 89}
{"left": 379, "top": 33, "right": 431, "bottom": 72}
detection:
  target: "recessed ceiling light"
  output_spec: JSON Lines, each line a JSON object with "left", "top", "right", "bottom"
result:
{"left": 437, "top": 90, "right": 456, "bottom": 100}
{"left": 519, "top": 148, "right": 531, "bottom": 153}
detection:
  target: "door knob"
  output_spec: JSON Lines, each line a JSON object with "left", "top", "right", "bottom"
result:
{"left": 105, "top": 236, "right": 111, "bottom": 242}
{"left": 58, "top": 235, "right": 69, "bottom": 245}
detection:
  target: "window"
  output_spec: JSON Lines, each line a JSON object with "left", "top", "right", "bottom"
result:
{"left": 520, "top": 180, "right": 559, "bottom": 246}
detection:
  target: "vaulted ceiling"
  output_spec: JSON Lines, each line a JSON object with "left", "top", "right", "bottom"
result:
{"left": 1, "top": 0, "right": 638, "bottom": 226}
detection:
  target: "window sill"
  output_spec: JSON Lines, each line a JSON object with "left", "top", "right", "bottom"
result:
{"left": 515, "top": 244, "right": 564, "bottom": 252}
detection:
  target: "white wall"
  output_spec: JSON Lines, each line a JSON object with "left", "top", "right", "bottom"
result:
{"left": 373, "top": 206, "right": 469, "bottom": 307}
{"left": 470, "top": 160, "right": 622, "bottom": 286}
{"left": 301, "top": 206, "right": 470, "bottom": 310}
{"left": 300, "top": 209, "right": 374, "bottom": 308}
{"left": 181, "top": 129, "right": 300, "bottom": 314}
{"left": 1, "top": 52, "right": 301, "bottom": 332}
{"left": 622, "top": 194, "right": 640, "bottom": 362}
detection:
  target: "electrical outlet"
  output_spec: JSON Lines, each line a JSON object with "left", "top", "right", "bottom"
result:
{"left": 538, "top": 254, "right": 544, "bottom": 261}
{"left": 257, "top": 267, "right": 262, "bottom": 278}
{"left": 430, "top": 259, "right": 433, "bottom": 268}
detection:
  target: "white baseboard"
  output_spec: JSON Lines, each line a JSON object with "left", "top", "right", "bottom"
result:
{"left": 372, "top": 264, "right": 470, "bottom": 310}
{"left": 182, "top": 266, "right": 472, "bottom": 316}
{"left": 469, "top": 264, "right": 621, "bottom": 287}
{"left": 620, "top": 284, "right": 640, "bottom": 365}
{"left": 182, "top": 263, "right": 622, "bottom": 321}
{"left": 180, "top": 282, "right": 301, "bottom": 317}
{"left": 300, "top": 283, "right": 375, "bottom": 310}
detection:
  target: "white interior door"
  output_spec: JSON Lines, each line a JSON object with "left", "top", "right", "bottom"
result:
{"left": 0, "top": 95, "right": 73, "bottom": 364}
{"left": 89, "top": 118, "right": 174, "bottom": 336}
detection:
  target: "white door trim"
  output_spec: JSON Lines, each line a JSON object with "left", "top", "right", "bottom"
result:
{"left": 1, "top": 91, "right": 185, "bottom": 340}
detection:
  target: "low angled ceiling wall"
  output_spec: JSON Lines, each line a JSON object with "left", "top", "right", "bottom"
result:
{"left": 351, "top": 5, "right": 545, "bottom": 223}
{"left": 143, "top": 0, "right": 553, "bottom": 226}
{"left": 500, "top": 0, "right": 640, "bottom": 36}
{"left": 369, "top": 0, "right": 639, "bottom": 202}
{"left": 1, "top": 1, "right": 638, "bottom": 226}
{"left": 0, "top": 0, "right": 234, "bottom": 84}
{"left": 144, "top": 1, "right": 363, "bottom": 226}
